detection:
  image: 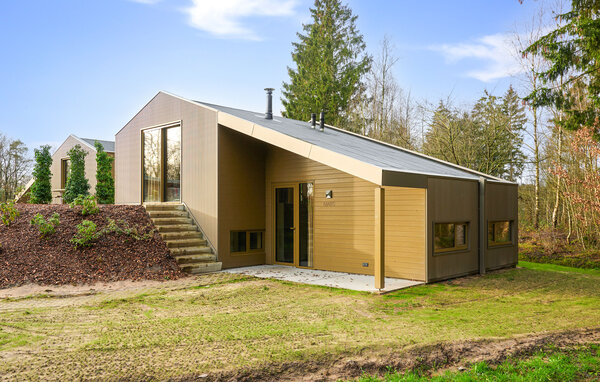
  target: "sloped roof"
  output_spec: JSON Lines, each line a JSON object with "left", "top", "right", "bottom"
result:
{"left": 194, "top": 100, "right": 505, "bottom": 182}
{"left": 79, "top": 137, "right": 115, "bottom": 153}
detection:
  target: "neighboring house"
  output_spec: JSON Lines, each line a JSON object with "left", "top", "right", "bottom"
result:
{"left": 17, "top": 135, "right": 115, "bottom": 204}
{"left": 115, "top": 90, "right": 518, "bottom": 286}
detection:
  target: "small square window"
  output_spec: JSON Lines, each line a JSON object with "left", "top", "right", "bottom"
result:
{"left": 249, "top": 231, "right": 263, "bottom": 250}
{"left": 488, "top": 221, "right": 512, "bottom": 246}
{"left": 230, "top": 231, "right": 246, "bottom": 253}
{"left": 434, "top": 222, "right": 468, "bottom": 253}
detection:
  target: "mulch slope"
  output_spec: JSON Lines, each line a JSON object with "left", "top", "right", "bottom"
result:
{"left": 0, "top": 204, "right": 185, "bottom": 288}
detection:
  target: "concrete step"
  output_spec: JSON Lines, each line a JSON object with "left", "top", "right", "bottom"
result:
{"left": 166, "top": 238, "right": 207, "bottom": 248}
{"left": 181, "top": 262, "right": 222, "bottom": 274}
{"left": 156, "top": 224, "right": 198, "bottom": 233}
{"left": 170, "top": 246, "right": 213, "bottom": 256}
{"left": 174, "top": 253, "right": 217, "bottom": 264}
{"left": 148, "top": 210, "right": 189, "bottom": 218}
{"left": 153, "top": 217, "right": 193, "bottom": 226}
{"left": 144, "top": 203, "right": 185, "bottom": 211}
{"left": 160, "top": 231, "right": 203, "bottom": 240}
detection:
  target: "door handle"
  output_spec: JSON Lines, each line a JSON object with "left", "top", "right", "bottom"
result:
{"left": 290, "top": 227, "right": 296, "bottom": 230}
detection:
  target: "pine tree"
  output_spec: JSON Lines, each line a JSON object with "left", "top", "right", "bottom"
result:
{"left": 281, "top": 0, "right": 371, "bottom": 128}
{"left": 501, "top": 86, "right": 527, "bottom": 181}
{"left": 63, "top": 144, "right": 90, "bottom": 204}
{"left": 94, "top": 141, "right": 114, "bottom": 204}
{"left": 30, "top": 145, "right": 53, "bottom": 204}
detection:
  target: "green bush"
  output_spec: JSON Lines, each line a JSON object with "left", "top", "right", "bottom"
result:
{"left": 69, "top": 195, "right": 99, "bottom": 216}
{"left": 0, "top": 201, "right": 20, "bottom": 226}
{"left": 94, "top": 141, "right": 114, "bottom": 204}
{"left": 63, "top": 144, "right": 90, "bottom": 204}
{"left": 30, "top": 213, "right": 60, "bottom": 238}
{"left": 71, "top": 220, "right": 100, "bottom": 248}
{"left": 102, "top": 218, "right": 154, "bottom": 241}
{"left": 30, "top": 145, "right": 53, "bottom": 204}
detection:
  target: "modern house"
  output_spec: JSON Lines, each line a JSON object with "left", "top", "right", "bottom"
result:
{"left": 17, "top": 135, "right": 115, "bottom": 204}
{"left": 115, "top": 90, "right": 518, "bottom": 287}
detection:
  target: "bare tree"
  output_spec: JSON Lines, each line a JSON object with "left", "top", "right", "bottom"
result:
{"left": 0, "top": 133, "right": 31, "bottom": 201}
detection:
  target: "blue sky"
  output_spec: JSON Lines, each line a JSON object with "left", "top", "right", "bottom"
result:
{"left": 0, "top": 0, "right": 546, "bottom": 151}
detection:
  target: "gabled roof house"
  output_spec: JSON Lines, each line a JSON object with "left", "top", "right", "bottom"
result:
{"left": 115, "top": 90, "right": 518, "bottom": 287}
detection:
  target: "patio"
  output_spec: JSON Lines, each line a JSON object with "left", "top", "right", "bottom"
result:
{"left": 223, "top": 265, "right": 423, "bottom": 293}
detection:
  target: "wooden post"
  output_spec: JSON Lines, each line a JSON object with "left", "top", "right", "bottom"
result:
{"left": 374, "top": 187, "right": 385, "bottom": 290}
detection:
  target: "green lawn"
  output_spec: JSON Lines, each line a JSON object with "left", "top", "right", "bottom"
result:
{"left": 1, "top": 263, "right": 599, "bottom": 380}
{"left": 358, "top": 345, "right": 600, "bottom": 381}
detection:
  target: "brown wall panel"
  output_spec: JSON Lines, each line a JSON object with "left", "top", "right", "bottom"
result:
{"left": 427, "top": 177, "right": 479, "bottom": 282}
{"left": 485, "top": 181, "right": 519, "bottom": 270}
{"left": 217, "top": 127, "right": 267, "bottom": 268}
{"left": 114, "top": 92, "right": 219, "bottom": 250}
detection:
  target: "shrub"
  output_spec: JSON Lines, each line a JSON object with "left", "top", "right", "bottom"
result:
{"left": 102, "top": 218, "right": 154, "bottom": 241}
{"left": 63, "top": 144, "right": 90, "bottom": 204}
{"left": 69, "top": 195, "right": 99, "bottom": 216}
{"left": 71, "top": 220, "right": 100, "bottom": 248}
{"left": 30, "top": 145, "right": 53, "bottom": 204}
{"left": 94, "top": 141, "right": 115, "bottom": 204}
{"left": 0, "top": 201, "right": 20, "bottom": 226}
{"left": 30, "top": 212, "right": 60, "bottom": 238}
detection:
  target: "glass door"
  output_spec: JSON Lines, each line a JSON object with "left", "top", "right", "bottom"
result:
{"left": 275, "top": 186, "right": 295, "bottom": 264}
{"left": 142, "top": 125, "right": 181, "bottom": 203}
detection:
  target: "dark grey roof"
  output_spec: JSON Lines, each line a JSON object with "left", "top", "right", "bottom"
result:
{"left": 80, "top": 138, "right": 115, "bottom": 153}
{"left": 195, "top": 101, "right": 499, "bottom": 181}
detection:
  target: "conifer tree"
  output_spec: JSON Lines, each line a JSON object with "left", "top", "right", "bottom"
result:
{"left": 30, "top": 145, "right": 53, "bottom": 204}
{"left": 63, "top": 144, "right": 90, "bottom": 204}
{"left": 94, "top": 141, "right": 114, "bottom": 204}
{"left": 281, "top": 0, "right": 371, "bottom": 128}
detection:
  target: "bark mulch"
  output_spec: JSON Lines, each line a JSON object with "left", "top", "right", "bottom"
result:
{"left": 0, "top": 204, "right": 185, "bottom": 288}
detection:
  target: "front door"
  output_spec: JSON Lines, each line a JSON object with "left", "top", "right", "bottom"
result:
{"left": 274, "top": 182, "right": 314, "bottom": 267}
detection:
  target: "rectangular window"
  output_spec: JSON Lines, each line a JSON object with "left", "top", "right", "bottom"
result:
{"left": 230, "top": 231, "right": 246, "bottom": 253}
{"left": 61, "top": 159, "right": 70, "bottom": 189}
{"left": 142, "top": 124, "right": 181, "bottom": 203}
{"left": 434, "top": 222, "right": 468, "bottom": 253}
{"left": 488, "top": 221, "right": 512, "bottom": 246}
{"left": 231, "top": 230, "right": 264, "bottom": 254}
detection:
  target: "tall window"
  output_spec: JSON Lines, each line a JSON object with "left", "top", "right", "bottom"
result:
{"left": 61, "top": 159, "right": 70, "bottom": 189}
{"left": 434, "top": 222, "right": 468, "bottom": 253}
{"left": 488, "top": 221, "right": 512, "bottom": 246}
{"left": 142, "top": 125, "right": 181, "bottom": 202}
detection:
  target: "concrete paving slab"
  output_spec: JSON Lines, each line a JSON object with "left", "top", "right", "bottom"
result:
{"left": 223, "top": 265, "right": 423, "bottom": 293}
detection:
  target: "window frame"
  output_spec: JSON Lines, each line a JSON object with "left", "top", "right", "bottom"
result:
{"left": 487, "top": 220, "right": 513, "bottom": 247}
{"left": 230, "top": 230, "right": 265, "bottom": 256}
{"left": 433, "top": 221, "right": 469, "bottom": 254}
{"left": 60, "top": 158, "right": 70, "bottom": 189}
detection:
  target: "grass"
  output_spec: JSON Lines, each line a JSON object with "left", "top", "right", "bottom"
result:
{"left": 0, "top": 265, "right": 599, "bottom": 379}
{"left": 357, "top": 345, "right": 600, "bottom": 381}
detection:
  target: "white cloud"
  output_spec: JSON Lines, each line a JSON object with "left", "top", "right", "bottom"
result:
{"left": 430, "top": 33, "right": 522, "bottom": 82}
{"left": 183, "top": 0, "right": 298, "bottom": 40}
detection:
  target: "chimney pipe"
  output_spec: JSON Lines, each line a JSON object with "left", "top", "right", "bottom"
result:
{"left": 264, "top": 88, "right": 274, "bottom": 120}
{"left": 310, "top": 113, "right": 316, "bottom": 129}
{"left": 319, "top": 111, "right": 325, "bottom": 132}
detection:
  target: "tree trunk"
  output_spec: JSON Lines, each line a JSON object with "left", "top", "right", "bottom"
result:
{"left": 552, "top": 124, "right": 562, "bottom": 228}
{"left": 533, "top": 106, "right": 540, "bottom": 229}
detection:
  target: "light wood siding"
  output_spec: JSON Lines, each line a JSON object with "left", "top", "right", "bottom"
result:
{"left": 217, "top": 127, "right": 267, "bottom": 268}
{"left": 427, "top": 177, "right": 479, "bottom": 282}
{"left": 384, "top": 186, "right": 426, "bottom": 281}
{"left": 115, "top": 92, "right": 219, "bottom": 250}
{"left": 485, "top": 181, "right": 518, "bottom": 270}
{"left": 50, "top": 136, "right": 98, "bottom": 204}
{"left": 266, "top": 147, "right": 426, "bottom": 279}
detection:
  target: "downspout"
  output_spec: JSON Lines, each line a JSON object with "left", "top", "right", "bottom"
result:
{"left": 479, "top": 177, "right": 486, "bottom": 275}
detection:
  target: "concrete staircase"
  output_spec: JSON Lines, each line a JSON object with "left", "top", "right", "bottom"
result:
{"left": 145, "top": 203, "right": 222, "bottom": 274}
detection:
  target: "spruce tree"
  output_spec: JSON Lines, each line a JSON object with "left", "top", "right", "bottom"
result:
{"left": 30, "top": 145, "right": 53, "bottom": 204}
{"left": 94, "top": 141, "right": 114, "bottom": 204}
{"left": 281, "top": 0, "right": 371, "bottom": 128}
{"left": 63, "top": 144, "right": 90, "bottom": 204}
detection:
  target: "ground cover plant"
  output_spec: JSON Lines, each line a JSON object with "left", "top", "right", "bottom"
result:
{"left": 0, "top": 263, "right": 598, "bottom": 380}
{"left": 356, "top": 345, "right": 600, "bottom": 381}
{"left": 520, "top": 229, "right": 600, "bottom": 269}
{"left": 69, "top": 195, "right": 100, "bottom": 216}
{"left": 0, "top": 203, "right": 182, "bottom": 287}
{"left": 30, "top": 212, "right": 60, "bottom": 238}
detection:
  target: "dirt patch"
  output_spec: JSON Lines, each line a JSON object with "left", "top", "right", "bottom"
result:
{"left": 191, "top": 327, "right": 600, "bottom": 382}
{"left": 0, "top": 203, "right": 184, "bottom": 288}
